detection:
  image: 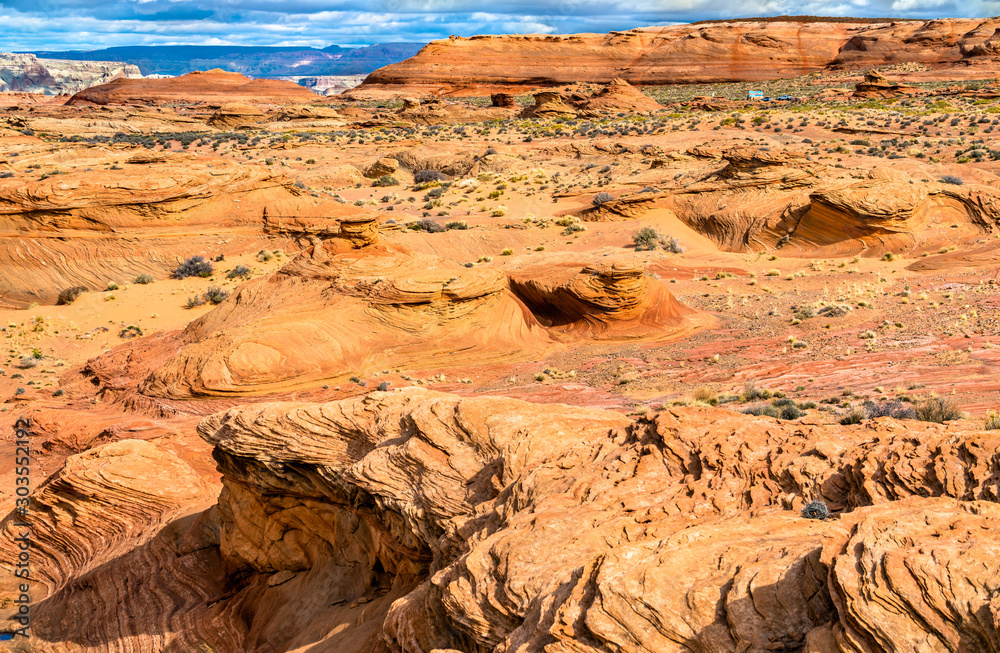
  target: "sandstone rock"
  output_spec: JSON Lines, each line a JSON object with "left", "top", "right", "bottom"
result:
{"left": 571, "top": 78, "right": 662, "bottom": 114}
{"left": 364, "top": 157, "right": 399, "bottom": 178}
{"left": 0, "top": 439, "right": 216, "bottom": 602}
{"left": 339, "top": 214, "right": 380, "bottom": 247}
{"left": 138, "top": 245, "right": 552, "bottom": 397}
{"left": 508, "top": 260, "right": 710, "bottom": 339}
{"left": 520, "top": 91, "right": 577, "bottom": 119}
{"left": 396, "top": 97, "right": 513, "bottom": 125}
{"left": 491, "top": 92, "right": 516, "bottom": 107}
{"left": 67, "top": 69, "right": 317, "bottom": 106}
{"left": 8, "top": 391, "right": 1000, "bottom": 651}
{"left": 0, "top": 53, "right": 141, "bottom": 95}
{"left": 852, "top": 69, "right": 922, "bottom": 98}
{"left": 207, "top": 102, "right": 265, "bottom": 129}
{"left": 0, "top": 153, "right": 298, "bottom": 305}
{"left": 357, "top": 19, "right": 1000, "bottom": 95}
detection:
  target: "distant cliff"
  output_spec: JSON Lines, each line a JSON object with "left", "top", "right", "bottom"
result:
{"left": 355, "top": 18, "right": 1000, "bottom": 96}
{"left": 26, "top": 43, "right": 425, "bottom": 77}
{"left": 0, "top": 53, "right": 142, "bottom": 95}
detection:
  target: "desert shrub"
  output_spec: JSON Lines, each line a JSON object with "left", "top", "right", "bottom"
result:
{"left": 57, "top": 285, "right": 88, "bottom": 305}
{"left": 592, "top": 191, "right": 614, "bottom": 206}
{"left": 864, "top": 399, "right": 916, "bottom": 420}
{"left": 173, "top": 256, "right": 213, "bottom": 279}
{"left": 940, "top": 175, "right": 964, "bottom": 185}
{"left": 373, "top": 175, "right": 399, "bottom": 187}
{"left": 257, "top": 249, "right": 273, "bottom": 262}
{"left": 203, "top": 287, "right": 229, "bottom": 305}
{"left": 740, "top": 380, "right": 771, "bottom": 402}
{"left": 914, "top": 396, "right": 963, "bottom": 423}
{"left": 801, "top": 501, "right": 829, "bottom": 520}
{"left": 445, "top": 221, "right": 468, "bottom": 230}
{"left": 986, "top": 411, "right": 1000, "bottom": 430}
{"left": 185, "top": 295, "right": 205, "bottom": 309}
{"left": 134, "top": 273, "right": 154, "bottom": 285}
{"left": 0, "top": 172, "right": 13, "bottom": 179}
{"left": 15, "top": 356, "right": 38, "bottom": 369}
{"left": 412, "top": 219, "right": 445, "bottom": 233}
{"left": 227, "top": 265, "right": 251, "bottom": 279}
{"left": 839, "top": 408, "right": 864, "bottom": 425}
{"left": 633, "top": 226, "right": 660, "bottom": 251}
{"left": 119, "top": 325, "right": 143, "bottom": 339}
{"left": 501, "top": 248, "right": 514, "bottom": 256}
{"left": 740, "top": 403, "right": 781, "bottom": 418}
{"left": 794, "top": 305, "right": 816, "bottom": 319}
{"left": 425, "top": 187, "right": 445, "bottom": 199}
{"left": 692, "top": 386, "right": 717, "bottom": 405}
{"left": 818, "top": 304, "right": 852, "bottom": 318}
{"left": 779, "top": 404, "right": 803, "bottom": 420}
{"left": 414, "top": 169, "right": 446, "bottom": 183}
{"left": 661, "top": 236, "right": 685, "bottom": 253}
{"left": 106, "top": 281, "right": 119, "bottom": 291}
{"left": 377, "top": 381, "right": 390, "bottom": 391}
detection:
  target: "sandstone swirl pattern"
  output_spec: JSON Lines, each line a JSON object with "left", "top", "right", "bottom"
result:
{"left": 5, "top": 389, "right": 998, "bottom": 651}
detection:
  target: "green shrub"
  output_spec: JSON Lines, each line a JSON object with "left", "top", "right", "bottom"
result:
{"left": 914, "top": 396, "right": 963, "bottom": 423}
{"left": 203, "top": 287, "right": 229, "bottom": 305}
{"left": 373, "top": 175, "right": 399, "bottom": 187}
{"left": 227, "top": 265, "right": 251, "bottom": 279}
{"left": 633, "top": 226, "right": 660, "bottom": 251}
{"left": 174, "top": 256, "right": 213, "bottom": 279}
{"left": 57, "top": 285, "right": 88, "bottom": 305}
{"left": 134, "top": 273, "right": 154, "bottom": 285}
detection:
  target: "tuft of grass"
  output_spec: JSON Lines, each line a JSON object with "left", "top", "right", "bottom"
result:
{"left": 914, "top": 396, "right": 963, "bottom": 423}
{"left": 985, "top": 411, "right": 1000, "bottom": 430}
{"left": 839, "top": 408, "right": 864, "bottom": 425}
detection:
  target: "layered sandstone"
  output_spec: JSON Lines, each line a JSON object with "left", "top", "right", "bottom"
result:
{"left": 7, "top": 390, "right": 1000, "bottom": 651}
{"left": 67, "top": 69, "right": 317, "bottom": 106}
{"left": 357, "top": 18, "right": 1000, "bottom": 95}
{"left": 139, "top": 242, "right": 553, "bottom": 397}
{"left": 0, "top": 53, "right": 141, "bottom": 95}
{"left": 0, "top": 152, "right": 304, "bottom": 305}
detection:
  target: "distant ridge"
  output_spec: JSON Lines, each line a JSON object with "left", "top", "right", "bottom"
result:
{"left": 23, "top": 43, "right": 425, "bottom": 77}
{"left": 690, "top": 15, "right": 922, "bottom": 24}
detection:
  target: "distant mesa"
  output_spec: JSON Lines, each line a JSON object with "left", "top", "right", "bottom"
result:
{"left": 354, "top": 17, "right": 1000, "bottom": 96}
{"left": 0, "top": 52, "right": 141, "bottom": 96}
{"left": 67, "top": 69, "right": 318, "bottom": 106}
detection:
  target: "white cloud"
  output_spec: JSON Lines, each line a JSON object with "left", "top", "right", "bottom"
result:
{"left": 0, "top": 0, "right": 985, "bottom": 51}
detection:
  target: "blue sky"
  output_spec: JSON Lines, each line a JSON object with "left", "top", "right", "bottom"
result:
{"left": 1, "top": 0, "right": 998, "bottom": 51}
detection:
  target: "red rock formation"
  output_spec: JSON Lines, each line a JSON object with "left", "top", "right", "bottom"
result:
{"left": 8, "top": 390, "right": 1000, "bottom": 651}
{"left": 508, "top": 260, "right": 710, "bottom": 339}
{"left": 67, "top": 69, "right": 317, "bottom": 106}
{"left": 138, "top": 242, "right": 553, "bottom": 397}
{"left": 0, "top": 152, "right": 309, "bottom": 305}
{"left": 357, "top": 18, "right": 1000, "bottom": 95}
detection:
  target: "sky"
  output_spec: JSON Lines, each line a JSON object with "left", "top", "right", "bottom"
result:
{"left": 2, "top": 0, "right": 999, "bottom": 51}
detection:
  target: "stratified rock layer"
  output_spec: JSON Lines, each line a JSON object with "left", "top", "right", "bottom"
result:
{"left": 140, "top": 243, "right": 552, "bottom": 397}
{"left": 67, "top": 69, "right": 318, "bottom": 105}
{"left": 0, "top": 53, "right": 141, "bottom": 95}
{"left": 5, "top": 390, "right": 1000, "bottom": 651}
{"left": 359, "top": 18, "right": 1000, "bottom": 95}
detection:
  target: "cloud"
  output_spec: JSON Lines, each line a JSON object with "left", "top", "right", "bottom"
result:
{"left": 0, "top": 0, "right": 988, "bottom": 51}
